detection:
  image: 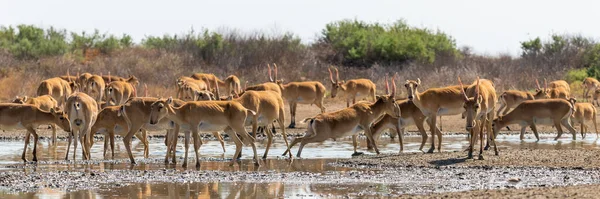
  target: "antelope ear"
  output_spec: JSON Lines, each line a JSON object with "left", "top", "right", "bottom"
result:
{"left": 416, "top": 78, "right": 421, "bottom": 85}
{"left": 166, "top": 97, "right": 173, "bottom": 105}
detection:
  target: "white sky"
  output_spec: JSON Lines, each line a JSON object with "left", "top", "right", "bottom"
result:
{"left": 2, "top": 0, "right": 600, "bottom": 55}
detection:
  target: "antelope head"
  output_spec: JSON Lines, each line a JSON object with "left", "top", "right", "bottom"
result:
{"left": 404, "top": 78, "right": 421, "bottom": 101}
{"left": 149, "top": 97, "right": 175, "bottom": 125}
{"left": 12, "top": 96, "right": 27, "bottom": 104}
{"left": 533, "top": 79, "right": 549, "bottom": 99}
{"left": 378, "top": 74, "right": 400, "bottom": 118}
{"left": 50, "top": 108, "right": 71, "bottom": 132}
{"left": 459, "top": 76, "right": 483, "bottom": 131}
{"left": 329, "top": 67, "right": 346, "bottom": 98}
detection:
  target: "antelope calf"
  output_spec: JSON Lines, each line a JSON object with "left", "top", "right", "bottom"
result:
{"left": 571, "top": 102, "right": 598, "bottom": 138}
{"left": 148, "top": 98, "right": 260, "bottom": 167}
{"left": 269, "top": 64, "right": 326, "bottom": 128}
{"left": 192, "top": 73, "right": 242, "bottom": 96}
{"left": 284, "top": 76, "right": 400, "bottom": 157}
{"left": 105, "top": 81, "right": 136, "bottom": 106}
{"left": 90, "top": 105, "right": 150, "bottom": 158}
{"left": 492, "top": 99, "right": 577, "bottom": 141}
{"left": 458, "top": 77, "right": 498, "bottom": 159}
{"left": 37, "top": 77, "right": 77, "bottom": 108}
{"left": 65, "top": 92, "right": 99, "bottom": 161}
{"left": 371, "top": 99, "right": 441, "bottom": 152}
{"left": 13, "top": 95, "right": 60, "bottom": 143}
{"left": 583, "top": 77, "right": 600, "bottom": 101}
{"left": 0, "top": 104, "right": 70, "bottom": 162}
{"left": 405, "top": 79, "right": 469, "bottom": 153}
{"left": 328, "top": 67, "right": 376, "bottom": 107}
{"left": 215, "top": 81, "right": 289, "bottom": 159}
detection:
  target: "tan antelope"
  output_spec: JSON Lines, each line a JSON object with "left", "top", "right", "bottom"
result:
{"left": 492, "top": 99, "right": 577, "bottom": 141}
{"left": 270, "top": 64, "right": 326, "bottom": 128}
{"left": 90, "top": 105, "right": 150, "bottom": 158}
{"left": 191, "top": 73, "right": 242, "bottom": 96}
{"left": 105, "top": 80, "right": 136, "bottom": 106}
{"left": 117, "top": 97, "right": 180, "bottom": 165}
{"left": 12, "top": 95, "right": 60, "bottom": 143}
{"left": 497, "top": 80, "right": 551, "bottom": 117}
{"left": 147, "top": 97, "right": 261, "bottom": 167}
{"left": 458, "top": 77, "right": 498, "bottom": 159}
{"left": 176, "top": 76, "right": 209, "bottom": 99}
{"left": 64, "top": 92, "right": 99, "bottom": 161}
{"left": 571, "top": 102, "right": 598, "bottom": 138}
{"left": 103, "top": 72, "right": 140, "bottom": 96}
{"left": 0, "top": 104, "right": 70, "bottom": 162}
{"left": 83, "top": 75, "right": 106, "bottom": 105}
{"left": 404, "top": 79, "right": 471, "bottom": 153}
{"left": 78, "top": 72, "right": 93, "bottom": 91}
{"left": 283, "top": 76, "right": 400, "bottom": 157}
{"left": 214, "top": 80, "right": 289, "bottom": 159}
{"left": 583, "top": 77, "right": 600, "bottom": 101}
{"left": 371, "top": 98, "right": 442, "bottom": 152}
{"left": 542, "top": 79, "right": 570, "bottom": 100}
{"left": 37, "top": 77, "right": 77, "bottom": 109}
{"left": 328, "top": 67, "right": 376, "bottom": 107}
{"left": 243, "top": 65, "right": 282, "bottom": 95}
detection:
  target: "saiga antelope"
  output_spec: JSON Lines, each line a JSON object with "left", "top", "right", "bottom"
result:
{"left": 214, "top": 80, "right": 289, "bottom": 159}
{"left": 12, "top": 95, "right": 60, "bottom": 143}
{"left": 77, "top": 72, "right": 93, "bottom": 91}
{"left": 270, "top": 63, "right": 326, "bottom": 128}
{"left": 497, "top": 80, "right": 548, "bottom": 116}
{"left": 105, "top": 81, "right": 136, "bottom": 106}
{"left": 492, "top": 99, "right": 577, "bottom": 141}
{"left": 90, "top": 105, "right": 150, "bottom": 158}
{"left": 148, "top": 97, "right": 261, "bottom": 167}
{"left": 37, "top": 76, "right": 77, "bottom": 109}
{"left": 328, "top": 67, "right": 376, "bottom": 107}
{"left": 404, "top": 78, "right": 470, "bottom": 153}
{"left": 371, "top": 98, "right": 442, "bottom": 152}
{"left": 83, "top": 75, "right": 106, "bottom": 105}
{"left": 571, "top": 102, "right": 598, "bottom": 138}
{"left": 191, "top": 73, "right": 242, "bottom": 96}
{"left": 283, "top": 76, "right": 400, "bottom": 157}
{"left": 458, "top": 77, "right": 498, "bottom": 159}
{"left": 583, "top": 77, "right": 600, "bottom": 102}
{"left": 544, "top": 79, "right": 570, "bottom": 100}
{"left": 243, "top": 64, "right": 282, "bottom": 95}
{"left": 65, "top": 92, "right": 98, "bottom": 161}
{"left": 176, "top": 76, "right": 209, "bottom": 99}
{"left": 0, "top": 104, "right": 70, "bottom": 162}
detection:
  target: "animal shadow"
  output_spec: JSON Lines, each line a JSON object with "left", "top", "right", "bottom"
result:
{"left": 428, "top": 157, "right": 468, "bottom": 167}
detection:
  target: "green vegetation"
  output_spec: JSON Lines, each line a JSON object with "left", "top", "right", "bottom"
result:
{"left": 318, "top": 19, "right": 459, "bottom": 66}
{"left": 0, "top": 25, "right": 132, "bottom": 60}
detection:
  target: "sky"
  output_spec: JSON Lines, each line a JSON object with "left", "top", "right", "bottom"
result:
{"left": 2, "top": 0, "right": 600, "bottom": 55}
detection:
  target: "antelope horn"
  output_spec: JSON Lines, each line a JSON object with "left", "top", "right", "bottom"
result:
{"left": 335, "top": 67, "right": 340, "bottom": 83}
{"left": 144, "top": 83, "right": 148, "bottom": 97}
{"left": 274, "top": 63, "right": 278, "bottom": 81}
{"left": 458, "top": 76, "right": 469, "bottom": 101}
{"left": 108, "top": 71, "right": 111, "bottom": 82}
{"left": 536, "top": 79, "right": 541, "bottom": 90}
{"left": 67, "top": 69, "right": 71, "bottom": 83}
{"left": 328, "top": 68, "right": 336, "bottom": 84}
{"left": 391, "top": 74, "right": 397, "bottom": 97}
{"left": 244, "top": 81, "right": 248, "bottom": 90}
{"left": 267, "top": 64, "right": 274, "bottom": 82}
{"left": 385, "top": 76, "right": 390, "bottom": 95}
{"left": 544, "top": 78, "right": 548, "bottom": 91}
{"left": 214, "top": 78, "right": 220, "bottom": 100}
{"left": 475, "top": 76, "right": 480, "bottom": 98}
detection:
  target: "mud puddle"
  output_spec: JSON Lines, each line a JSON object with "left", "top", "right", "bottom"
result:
{"left": 1, "top": 133, "right": 600, "bottom": 197}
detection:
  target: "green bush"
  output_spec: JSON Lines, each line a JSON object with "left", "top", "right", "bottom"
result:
{"left": 586, "top": 44, "right": 600, "bottom": 79}
{"left": 565, "top": 68, "right": 587, "bottom": 83}
{"left": 0, "top": 25, "right": 68, "bottom": 59}
{"left": 318, "top": 19, "right": 458, "bottom": 66}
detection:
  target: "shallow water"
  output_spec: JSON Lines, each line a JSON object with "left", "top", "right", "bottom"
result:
{"left": 1, "top": 132, "right": 600, "bottom": 198}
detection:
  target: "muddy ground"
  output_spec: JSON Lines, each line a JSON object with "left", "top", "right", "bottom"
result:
{"left": 0, "top": 102, "right": 599, "bottom": 198}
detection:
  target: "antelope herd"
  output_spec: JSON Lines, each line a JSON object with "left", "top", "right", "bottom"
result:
{"left": 1, "top": 64, "right": 599, "bottom": 167}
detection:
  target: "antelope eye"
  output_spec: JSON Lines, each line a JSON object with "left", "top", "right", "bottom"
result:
{"left": 404, "top": 84, "right": 408, "bottom": 87}
{"left": 415, "top": 85, "right": 418, "bottom": 88}
{"left": 475, "top": 105, "right": 479, "bottom": 109}
{"left": 59, "top": 117, "right": 64, "bottom": 120}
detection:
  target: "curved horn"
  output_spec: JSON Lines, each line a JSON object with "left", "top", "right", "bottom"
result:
{"left": 67, "top": 69, "right": 71, "bottom": 83}
{"left": 475, "top": 76, "right": 480, "bottom": 98}
{"left": 544, "top": 78, "right": 548, "bottom": 91}
{"left": 385, "top": 76, "right": 390, "bottom": 95}
{"left": 274, "top": 63, "right": 278, "bottom": 81}
{"left": 536, "top": 79, "right": 541, "bottom": 90}
{"left": 144, "top": 83, "right": 148, "bottom": 97}
{"left": 214, "top": 78, "right": 220, "bottom": 100}
{"left": 267, "top": 64, "right": 274, "bottom": 82}
{"left": 458, "top": 76, "right": 469, "bottom": 101}
{"left": 391, "top": 74, "right": 397, "bottom": 97}
{"left": 108, "top": 71, "right": 111, "bottom": 82}
{"left": 335, "top": 67, "right": 340, "bottom": 83}
{"left": 328, "top": 68, "right": 336, "bottom": 84}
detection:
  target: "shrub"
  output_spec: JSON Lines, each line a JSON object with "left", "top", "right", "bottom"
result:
{"left": 565, "top": 68, "right": 587, "bottom": 83}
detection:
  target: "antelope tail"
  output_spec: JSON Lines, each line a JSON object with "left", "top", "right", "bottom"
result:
{"left": 119, "top": 105, "right": 132, "bottom": 133}
{"left": 302, "top": 117, "right": 315, "bottom": 123}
